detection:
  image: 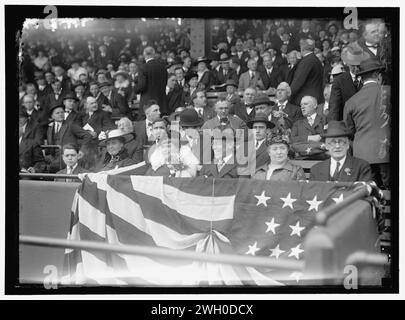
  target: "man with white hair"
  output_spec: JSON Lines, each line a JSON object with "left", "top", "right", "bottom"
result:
{"left": 281, "top": 50, "right": 300, "bottom": 85}
{"left": 272, "top": 82, "right": 303, "bottom": 128}
{"left": 77, "top": 96, "right": 115, "bottom": 135}
{"left": 290, "top": 39, "right": 324, "bottom": 106}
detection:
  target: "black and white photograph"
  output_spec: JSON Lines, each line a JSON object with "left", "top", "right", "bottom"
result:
{"left": 2, "top": 2, "right": 400, "bottom": 302}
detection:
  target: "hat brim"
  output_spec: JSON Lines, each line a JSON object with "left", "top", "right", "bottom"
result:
{"left": 341, "top": 52, "right": 370, "bottom": 66}
{"left": 99, "top": 133, "right": 134, "bottom": 147}
{"left": 49, "top": 105, "right": 65, "bottom": 116}
{"left": 251, "top": 100, "right": 276, "bottom": 108}
{"left": 193, "top": 59, "right": 210, "bottom": 66}
{"left": 179, "top": 118, "right": 205, "bottom": 127}
{"left": 321, "top": 132, "right": 352, "bottom": 138}
{"left": 63, "top": 96, "right": 79, "bottom": 102}
{"left": 356, "top": 66, "right": 385, "bottom": 76}
{"left": 247, "top": 119, "right": 275, "bottom": 129}
{"left": 225, "top": 82, "right": 238, "bottom": 88}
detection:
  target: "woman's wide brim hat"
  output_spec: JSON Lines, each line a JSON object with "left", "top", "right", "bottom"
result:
{"left": 99, "top": 129, "right": 134, "bottom": 146}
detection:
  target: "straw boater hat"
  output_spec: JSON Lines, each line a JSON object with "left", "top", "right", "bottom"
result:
{"left": 246, "top": 113, "right": 275, "bottom": 129}
{"left": 321, "top": 121, "right": 352, "bottom": 138}
{"left": 341, "top": 42, "right": 370, "bottom": 66}
{"left": 99, "top": 129, "right": 133, "bottom": 147}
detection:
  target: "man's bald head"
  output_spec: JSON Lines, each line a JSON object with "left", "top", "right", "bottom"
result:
{"left": 86, "top": 96, "right": 98, "bottom": 112}
{"left": 300, "top": 39, "right": 315, "bottom": 53}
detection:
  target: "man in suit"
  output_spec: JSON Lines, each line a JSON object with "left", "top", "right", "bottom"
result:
{"left": 164, "top": 73, "right": 185, "bottom": 115}
{"left": 230, "top": 56, "right": 245, "bottom": 81}
{"left": 280, "top": 50, "right": 300, "bottom": 85}
{"left": 328, "top": 42, "right": 369, "bottom": 121}
{"left": 233, "top": 38, "right": 250, "bottom": 71}
{"left": 343, "top": 58, "right": 390, "bottom": 189}
{"left": 55, "top": 143, "right": 89, "bottom": 181}
{"left": 231, "top": 87, "right": 257, "bottom": 122}
{"left": 88, "top": 81, "right": 109, "bottom": 110}
{"left": 62, "top": 93, "right": 81, "bottom": 125}
{"left": 174, "top": 67, "right": 186, "bottom": 90}
{"left": 53, "top": 65, "right": 72, "bottom": 93}
{"left": 99, "top": 81, "right": 130, "bottom": 118}
{"left": 77, "top": 96, "right": 115, "bottom": 135}
{"left": 238, "top": 59, "right": 264, "bottom": 91}
{"left": 188, "top": 89, "right": 214, "bottom": 123}
{"left": 290, "top": 39, "right": 324, "bottom": 106}
{"left": 258, "top": 54, "right": 283, "bottom": 91}
{"left": 20, "top": 94, "right": 47, "bottom": 143}
{"left": 199, "top": 128, "right": 239, "bottom": 179}
{"left": 133, "top": 100, "right": 162, "bottom": 163}
{"left": 45, "top": 79, "right": 67, "bottom": 112}
{"left": 46, "top": 103, "right": 94, "bottom": 172}
{"left": 216, "top": 55, "right": 238, "bottom": 86}
{"left": 223, "top": 28, "right": 237, "bottom": 54}
{"left": 273, "top": 82, "right": 303, "bottom": 129}
{"left": 136, "top": 47, "right": 168, "bottom": 118}
{"left": 224, "top": 79, "right": 241, "bottom": 110}
{"left": 310, "top": 121, "right": 372, "bottom": 182}
{"left": 19, "top": 113, "right": 47, "bottom": 173}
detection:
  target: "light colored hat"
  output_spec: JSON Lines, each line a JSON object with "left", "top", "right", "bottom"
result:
{"left": 99, "top": 129, "right": 133, "bottom": 146}
{"left": 341, "top": 42, "right": 370, "bottom": 66}
{"left": 331, "top": 64, "right": 345, "bottom": 76}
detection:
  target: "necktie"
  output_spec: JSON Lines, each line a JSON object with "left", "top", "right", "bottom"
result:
{"left": 332, "top": 161, "right": 341, "bottom": 181}
{"left": 353, "top": 77, "right": 360, "bottom": 90}
{"left": 308, "top": 117, "right": 314, "bottom": 126}
{"left": 250, "top": 72, "right": 254, "bottom": 80}
{"left": 55, "top": 122, "right": 60, "bottom": 133}
{"left": 67, "top": 166, "right": 72, "bottom": 175}
{"left": 255, "top": 141, "right": 260, "bottom": 149}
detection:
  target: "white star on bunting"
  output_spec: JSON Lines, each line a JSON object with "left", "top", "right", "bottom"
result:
{"left": 280, "top": 192, "right": 296, "bottom": 209}
{"left": 305, "top": 147, "right": 312, "bottom": 154}
{"left": 269, "top": 244, "right": 285, "bottom": 259}
{"left": 332, "top": 193, "right": 344, "bottom": 204}
{"left": 246, "top": 241, "right": 260, "bottom": 256}
{"left": 289, "top": 221, "right": 305, "bottom": 237}
{"left": 254, "top": 190, "right": 271, "bottom": 207}
{"left": 306, "top": 195, "right": 323, "bottom": 212}
{"left": 289, "top": 244, "right": 304, "bottom": 260}
{"left": 265, "top": 217, "right": 280, "bottom": 234}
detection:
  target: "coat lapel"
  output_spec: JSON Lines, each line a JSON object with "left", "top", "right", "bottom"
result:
{"left": 338, "top": 156, "right": 353, "bottom": 182}
{"left": 58, "top": 121, "right": 68, "bottom": 142}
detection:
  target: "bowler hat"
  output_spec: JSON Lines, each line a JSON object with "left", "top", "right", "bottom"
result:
{"left": 98, "top": 81, "right": 113, "bottom": 89}
{"left": 219, "top": 54, "right": 231, "bottom": 63}
{"left": 207, "top": 52, "right": 220, "bottom": 61}
{"left": 341, "top": 42, "right": 370, "bottom": 66}
{"left": 49, "top": 103, "right": 65, "bottom": 117}
{"left": 356, "top": 58, "right": 385, "bottom": 76}
{"left": 167, "top": 57, "right": 183, "bottom": 68}
{"left": 99, "top": 129, "right": 134, "bottom": 147}
{"left": 321, "top": 121, "right": 352, "bottom": 138}
{"left": 251, "top": 93, "right": 276, "bottom": 108}
{"left": 179, "top": 108, "right": 204, "bottom": 127}
{"left": 63, "top": 92, "right": 79, "bottom": 102}
{"left": 246, "top": 113, "right": 275, "bottom": 129}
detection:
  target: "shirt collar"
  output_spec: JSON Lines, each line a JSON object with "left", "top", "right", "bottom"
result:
{"left": 331, "top": 155, "right": 347, "bottom": 167}
{"left": 363, "top": 80, "right": 378, "bottom": 86}
{"left": 307, "top": 113, "right": 317, "bottom": 121}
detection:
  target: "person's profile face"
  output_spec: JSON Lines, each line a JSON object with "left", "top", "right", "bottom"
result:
{"left": 147, "top": 105, "right": 161, "bottom": 122}
{"left": 300, "top": 97, "right": 316, "bottom": 117}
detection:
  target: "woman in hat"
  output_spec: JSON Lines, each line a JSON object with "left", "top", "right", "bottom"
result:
{"left": 94, "top": 129, "right": 136, "bottom": 172}
{"left": 194, "top": 56, "right": 213, "bottom": 90}
{"left": 252, "top": 135, "right": 305, "bottom": 181}
{"left": 184, "top": 72, "right": 199, "bottom": 105}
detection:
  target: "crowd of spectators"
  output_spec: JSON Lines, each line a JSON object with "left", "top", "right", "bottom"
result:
{"left": 18, "top": 18, "right": 392, "bottom": 189}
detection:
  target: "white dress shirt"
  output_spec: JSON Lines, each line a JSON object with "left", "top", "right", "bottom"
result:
{"left": 330, "top": 156, "right": 346, "bottom": 177}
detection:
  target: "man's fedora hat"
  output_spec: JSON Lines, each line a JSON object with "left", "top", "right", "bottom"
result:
{"left": 246, "top": 113, "right": 275, "bottom": 129}
{"left": 341, "top": 42, "right": 370, "bottom": 66}
{"left": 251, "top": 93, "right": 276, "bottom": 108}
{"left": 224, "top": 79, "right": 238, "bottom": 88}
{"left": 167, "top": 57, "right": 183, "bottom": 68}
{"left": 113, "top": 71, "right": 129, "bottom": 79}
{"left": 63, "top": 92, "right": 79, "bottom": 102}
{"left": 49, "top": 103, "right": 65, "bottom": 117}
{"left": 99, "top": 129, "right": 133, "bottom": 146}
{"left": 98, "top": 80, "right": 113, "bottom": 89}
{"left": 179, "top": 108, "right": 204, "bottom": 127}
{"left": 321, "top": 120, "right": 353, "bottom": 138}
{"left": 356, "top": 58, "right": 385, "bottom": 76}
{"left": 219, "top": 54, "right": 231, "bottom": 63}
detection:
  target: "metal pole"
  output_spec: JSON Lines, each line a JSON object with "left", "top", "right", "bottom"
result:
{"left": 20, "top": 235, "right": 304, "bottom": 271}
{"left": 345, "top": 251, "right": 389, "bottom": 266}
{"left": 316, "top": 186, "right": 369, "bottom": 225}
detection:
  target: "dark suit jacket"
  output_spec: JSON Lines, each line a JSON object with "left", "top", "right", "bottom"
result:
{"left": 255, "top": 141, "right": 270, "bottom": 169}
{"left": 258, "top": 66, "right": 283, "bottom": 90}
{"left": 216, "top": 68, "right": 238, "bottom": 85}
{"left": 328, "top": 72, "right": 361, "bottom": 122}
{"left": 233, "top": 51, "right": 250, "bottom": 70}
{"left": 133, "top": 120, "right": 149, "bottom": 163}
{"left": 105, "top": 89, "right": 130, "bottom": 118}
{"left": 64, "top": 110, "right": 81, "bottom": 126}
{"left": 231, "top": 101, "right": 256, "bottom": 123}
{"left": 165, "top": 86, "right": 185, "bottom": 115}
{"left": 78, "top": 109, "right": 115, "bottom": 134}
{"left": 310, "top": 155, "right": 372, "bottom": 182}
{"left": 290, "top": 53, "right": 324, "bottom": 106}
{"left": 280, "top": 63, "right": 299, "bottom": 85}
{"left": 198, "top": 70, "right": 215, "bottom": 90}
{"left": 199, "top": 159, "right": 239, "bottom": 178}
{"left": 45, "top": 91, "right": 67, "bottom": 111}
{"left": 46, "top": 121, "right": 93, "bottom": 148}
{"left": 19, "top": 138, "right": 47, "bottom": 172}
{"left": 291, "top": 114, "right": 326, "bottom": 143}
{"left": 137, "top": 59, "right": 168, "bottom": 117}
{"left": 273, "top": 101, "right": 303, "bottom": 128}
